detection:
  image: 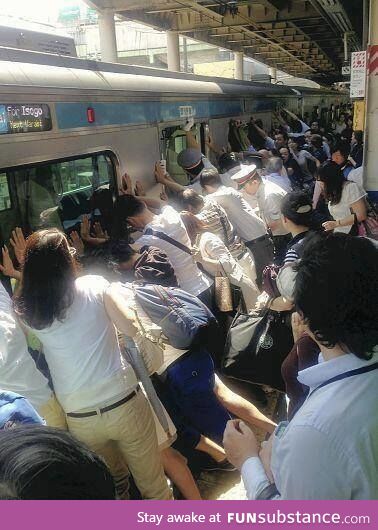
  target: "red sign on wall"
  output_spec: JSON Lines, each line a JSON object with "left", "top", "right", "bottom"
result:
{"left": 368, "top": 45, "right": 378, "bottom": 75}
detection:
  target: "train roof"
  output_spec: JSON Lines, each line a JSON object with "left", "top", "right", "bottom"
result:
{"left": 0, "top": 46, "right": 339, "bottom": 98}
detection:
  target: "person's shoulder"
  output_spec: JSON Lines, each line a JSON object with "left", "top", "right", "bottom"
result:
{"left": 75, "top": 275, "right": 110, "bottom": 297}
{"left": 265, "top": 179, "right": 287, "bottom": 196}
{"left": 202, "top": 157, "right": 216, "bottom": 170}
{"left": 344, "top": 180, "right": 366, "bottom": 199}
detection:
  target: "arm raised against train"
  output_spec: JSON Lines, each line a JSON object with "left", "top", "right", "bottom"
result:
{"left": 155, "top": 162, "right": 185, "bottom": 193}
{"left": 104, "top": 283, "right": 138, "bottom": 338}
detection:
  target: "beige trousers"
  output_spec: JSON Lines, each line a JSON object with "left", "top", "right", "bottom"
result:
{"left": 66, "top": 390, "right": 172, "bottom": 500}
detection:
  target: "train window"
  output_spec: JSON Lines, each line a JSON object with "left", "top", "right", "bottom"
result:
{"left": 162, "top": 124, "right": 202, "bottom": 186}
{"left": 0, "top": 173, "right": 11, "bottom": 211}
{"left": 6, "top": 152, "right": 116, "bottom": 234}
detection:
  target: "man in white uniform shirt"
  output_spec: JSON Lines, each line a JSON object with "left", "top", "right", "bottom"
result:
{"left": 117, "top": 194, "right": 213, "bottom": 306}
{"left": 232, "top": 166, "right": 291, "bottom": 265}
{"left": 200, "top": 168, "right": 273, "bottom": 287}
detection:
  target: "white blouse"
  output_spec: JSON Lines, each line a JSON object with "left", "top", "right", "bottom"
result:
{"left": 329, "top": 182, "right": 366, "bottom": 234}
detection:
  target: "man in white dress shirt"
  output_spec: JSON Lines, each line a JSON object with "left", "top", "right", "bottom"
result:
{"left": 224, "top": 233, "right": 378, "bottom": 500}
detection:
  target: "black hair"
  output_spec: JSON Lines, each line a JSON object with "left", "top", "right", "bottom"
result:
{"left": 115, "top": 194, "right": 146, "bottom": 219}
{"left": 218, "top": 152, "right": 240, "bottom": 173}
{"left": 200, "top": 168, "right": 222, "bottom": 189}
{"left": 0, "top": 426, "right": 115, "bottom": 499}
{"left": 108, "top": 239, "right": 136, "bottom": 265}
{"left": 318, "top": 161, "right": 345, "bottom": 205}
{"left": 332, "top": 141, "right": 350, "bottom": 159}
{"left": 281, "top": 191, "right": 314, "bottom": 228}
{"left": 353, "top": 130, "right": 363, "bottom": 144}
{"left": 275, "top": 131, "right": 289, "bottom": 142}
{"left": 181, "top": 189, "right": 205, "bottom": 211}
{"left": 294, "top": 232, "right": 378, "bottom": 360}
{"left": 112, "top": 195, "right": 147, "bottom": 239}
{"left": 14, "top": 229, "right": 78, "bottom": 330}
{"left": 310, "top": 134, "right": 323, "bottom": 149}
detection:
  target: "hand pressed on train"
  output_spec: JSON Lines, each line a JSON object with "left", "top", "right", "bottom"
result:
{"left": 93, "top": 222, "right": 109, "bottom": 240}
{"left": 80, "top": 215, "right": 91, "bottom": 241}
{"left": 134, "top": 180, "right": 146, "bottom": 197}
{"left": 155, "top": 162, "right": 168, "bottom": 184}
{"left": 10, "top": 227, "right": 26, "bottom": 266}
{"left": 223, "top": 419, "right": 259, "bottom": 471}
{"left": 119, "top": 173, "right": 134, "bottom": 196}
{"left": 0, "top": 246, "right": 20, "bottom": 280}
{"left": 69, "top": 231, "right": 85, "bottom": 257}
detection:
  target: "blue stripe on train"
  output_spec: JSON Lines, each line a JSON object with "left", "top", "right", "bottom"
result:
{"left": 55, "top": 99, "right": 244, "bottom": 129}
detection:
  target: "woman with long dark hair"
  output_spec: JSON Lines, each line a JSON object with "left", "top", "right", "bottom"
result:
{"left": 318, "top": 161, "right": 367, "bottom": 234}
{"left": 14, "top": 229, "right": 171, "bottom": 500}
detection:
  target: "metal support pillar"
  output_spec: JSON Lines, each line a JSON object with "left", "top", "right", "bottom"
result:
{"left": 98, "top": 9, "right": 118, "bottom": 63}
{"left": 167, "top": 31, "right": 180, "bottom": 72}
{"left": 269, "top": 66, "right": 277, "bottom": 83}
{"left": 364, "top": 0, "right": 378, "bottom": 195}
{"left": 182, "top": 37, "right": 188, "bottom": 72}
{"left": 234, "top": 51, "right": 244, "bottom": 80}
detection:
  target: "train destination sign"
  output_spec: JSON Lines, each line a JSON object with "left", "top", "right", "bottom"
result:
{"left": 0, "top": 104, "right": 52, "bottom": 134}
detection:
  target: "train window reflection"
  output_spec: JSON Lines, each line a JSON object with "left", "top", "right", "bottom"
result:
{"left": 6, "top": 152, "right": 116, "bottom": 234}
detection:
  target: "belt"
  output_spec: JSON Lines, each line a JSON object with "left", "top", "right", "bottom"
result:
{"left": 66, "top": 386, "right": 140, "bottom": 418}
{"left": 246, "top": 234, "right": 269, "bottom": 246}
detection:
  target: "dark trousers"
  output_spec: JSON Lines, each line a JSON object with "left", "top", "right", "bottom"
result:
{"left": 198, "top": 284, "right": 214, "bottom": 311}
{"left": 153, "top": 348, "right": 231, "bottom": 449}
{"left": 245, "top": 235, "right": 274, "bottom": 288}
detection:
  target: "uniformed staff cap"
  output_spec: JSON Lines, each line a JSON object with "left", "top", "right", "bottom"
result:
{"left": 230, "top": 164, "right": 257, "bottom": 185}
{"left": 177, "top": 148, "right": 202, "bottom": 169}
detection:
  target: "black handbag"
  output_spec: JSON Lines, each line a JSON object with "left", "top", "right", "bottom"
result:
{"left": 221, "top": 308, "right": 294, "bottom": 392}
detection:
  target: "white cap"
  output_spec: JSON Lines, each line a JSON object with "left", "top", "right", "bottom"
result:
{"left": 230, "top": 164, "right": 257, "bottom": 185}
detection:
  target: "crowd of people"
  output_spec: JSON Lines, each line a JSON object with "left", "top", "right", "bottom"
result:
{"left": 0, "top": 105, "right": 377, "bottom": 501}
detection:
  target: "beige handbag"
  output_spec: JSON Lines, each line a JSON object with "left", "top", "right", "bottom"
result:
{"left": 214, "top": 266, "right": 233, "bottom": 312}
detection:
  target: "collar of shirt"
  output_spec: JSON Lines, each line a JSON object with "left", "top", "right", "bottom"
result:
{"left": 297, "top": 350, "right": 378, "bottom": 391}
{"left": 287, "top": 230, "right": 308, "bottom": 249}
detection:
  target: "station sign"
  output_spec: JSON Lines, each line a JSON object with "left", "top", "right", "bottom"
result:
{"left": 350, "top": 51, "right": 367, "bottom": 98}
{"left": 0, "top": 104, "right": 52, "bottom": 134}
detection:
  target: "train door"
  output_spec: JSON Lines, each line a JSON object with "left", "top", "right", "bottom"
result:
{"left": 160, "top": 122, "right": 206, "bottom": 185}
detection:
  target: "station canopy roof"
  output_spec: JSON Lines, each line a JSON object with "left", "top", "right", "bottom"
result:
{"left": 85, "top": 0, "right": 362, "bottom": 83}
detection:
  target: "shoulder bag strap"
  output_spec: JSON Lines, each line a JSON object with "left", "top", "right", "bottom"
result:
{"left": 214, "top": 204, "right": 231, "bottom": 247}
{"left": 144, "top": 227, "right": 192, "bottom": 255}
{"left": 307, "top": 361, "right": 378, "bottom": 400}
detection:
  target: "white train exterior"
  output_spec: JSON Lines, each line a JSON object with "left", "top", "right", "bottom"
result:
{"left": 0, "top": 47, "right": 348, "bottom": 248}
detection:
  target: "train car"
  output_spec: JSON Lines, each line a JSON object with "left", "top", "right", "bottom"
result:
{"left": 0, "top": 46, "right": 346, "bottom": 250}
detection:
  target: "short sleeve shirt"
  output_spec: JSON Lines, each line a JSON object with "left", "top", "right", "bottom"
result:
{"left": 329, "top": 182, "right": 366, "bottom": 234}
{"left": 25, "top": 276, "right": 137, "bottom": 413}
{"left": 256, "top": 180, "right": 289, "bottom": 236}
{"left": 208, "top": 186, "right": 267, "bottom": 242}
{"left": 137, "top": 206, "right": 211, "bottom": 296}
